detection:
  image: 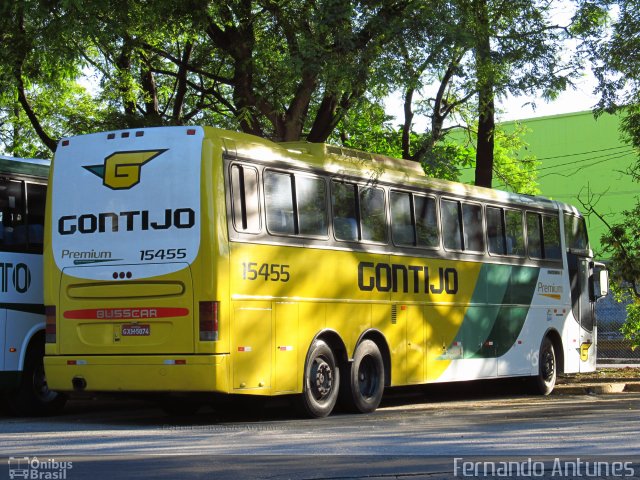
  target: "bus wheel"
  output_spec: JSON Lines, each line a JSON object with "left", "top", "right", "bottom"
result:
{"left": 530, "top": 336, "right": 556, "bottom": 395}
{"left": 298, "top": 340, "right": 339, "bottom": 418}
{"left": 6, "top": 343, "right": 67, "bottom": 416}
{"left": 345, "top": 340, "right": 384, "bottom": 413}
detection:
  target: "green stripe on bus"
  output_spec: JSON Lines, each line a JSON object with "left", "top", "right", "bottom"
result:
{"left": 443, "top": 264, "right": 539, "bottom": 359}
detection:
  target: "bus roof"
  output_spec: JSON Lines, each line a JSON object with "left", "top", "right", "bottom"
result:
{"left": 0, "top": 155, "right": 50, "bottom": 179}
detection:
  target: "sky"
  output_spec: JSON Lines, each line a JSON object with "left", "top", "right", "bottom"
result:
{"left": 497, "top": 69, "right": 600, "bottom": 122}
{"left": 384, "top": 71, "right": 601, "bottom": 132}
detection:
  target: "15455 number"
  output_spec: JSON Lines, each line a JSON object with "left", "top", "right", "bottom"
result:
{"left": 242, "top": 262, "right": 290, "bottom": 282}
{"left": 139, "top": 248, "right": 187, "bottom": 261}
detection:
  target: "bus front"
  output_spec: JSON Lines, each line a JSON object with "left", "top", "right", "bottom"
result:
{"left": 44, "top": 127, "right": 228, "bottom": 395}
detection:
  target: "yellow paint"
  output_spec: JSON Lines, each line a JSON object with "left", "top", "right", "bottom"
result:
{"left": 44, "top": 126, "right": 492, "bottom": 397}
{"left": 102, "top": 150, "right": 165, "bottom": 189}
{"left": 580, "top": 342, "right": 591, "bottom": 361}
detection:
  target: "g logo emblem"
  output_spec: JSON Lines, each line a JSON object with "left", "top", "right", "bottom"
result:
{"left": 84, "top": 149, "right": 167, "bottom": 190}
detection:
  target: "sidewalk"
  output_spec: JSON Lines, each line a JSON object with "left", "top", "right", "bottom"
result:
{"left": 554, "top": 364, "right": 640, "bottom": 395}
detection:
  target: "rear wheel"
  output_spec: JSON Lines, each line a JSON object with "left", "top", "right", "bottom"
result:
{"left": 342, "top": 340, "right": 384, "bottom": 413}
{"left": 6, "top": 341, "right": 67, "bottom": 416}
{"left": 298, "top": 340, "right": 339, "bottom": 418}
{"left": 530, "top": 336, "right": 557, "bottom": 395}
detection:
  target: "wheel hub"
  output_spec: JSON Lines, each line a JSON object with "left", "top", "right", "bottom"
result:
{"left": 314, "top": 361, "right": 333, "bottom": 397}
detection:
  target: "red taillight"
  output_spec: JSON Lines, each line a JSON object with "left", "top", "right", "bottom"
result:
{"left": 45, "top": 306, "right": 56, "bottom": 343}
{"left": 199, "top": 301, "right": 219, "bottom": 341}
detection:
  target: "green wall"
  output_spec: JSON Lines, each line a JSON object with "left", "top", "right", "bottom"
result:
{"left": 464, "top": 111, "right": 638, "bottom": 257}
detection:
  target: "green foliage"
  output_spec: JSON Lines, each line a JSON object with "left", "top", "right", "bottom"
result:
{"left": 331, "top": 99, "right": 405, "bottom": 158}
{"left": 420, "top": 141, "right": 475, "bottom": 182}
{"left": 621, "top": 301, "right": 640, "bottom": 350}
{"left": 491, "top": 125, "right": 541, "bottom": 195}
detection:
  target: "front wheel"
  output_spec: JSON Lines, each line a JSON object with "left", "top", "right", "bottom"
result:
{"left": 298, "top": 340, "right": 339, "bottom": 418}
{"left": 6, "top": 342, "right": 67, "bottom": 416}
{"left": 530, "top": 336, "right": 557, "bottom": 395}
{"left": 342, "top": 340, "right": 385, "bottom": 413}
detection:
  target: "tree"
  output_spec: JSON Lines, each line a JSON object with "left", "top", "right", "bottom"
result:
{"left": 0, "top": 0, "right": 100, "bottom": 156}
{"left": 575, "top": 0, "right": 640, "bottom": 347}
{"left": 379, "top": 0, "right": 580, "bottom": 189}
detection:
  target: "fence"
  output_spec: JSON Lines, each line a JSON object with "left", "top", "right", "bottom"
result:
{"left": 595, "top": 292, "right": 640, "bottom": 363}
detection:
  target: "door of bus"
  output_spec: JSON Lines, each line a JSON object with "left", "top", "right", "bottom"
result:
{"left": 567, "top": 252, "right": 597, "bottom": 372}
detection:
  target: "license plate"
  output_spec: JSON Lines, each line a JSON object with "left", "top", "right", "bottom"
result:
{"left": 122, "top": 324, "right": 150, "bottom": 336}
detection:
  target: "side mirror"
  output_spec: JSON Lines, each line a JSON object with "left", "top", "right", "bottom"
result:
{"left": 591, "top": 263, "right": 609, "bottom": 300}
{"left": 597, "top": 269, "right": 609, "bottom": 298}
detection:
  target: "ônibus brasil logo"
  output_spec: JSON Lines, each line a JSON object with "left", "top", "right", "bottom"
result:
{"left": 83, "top": 149, "right": 167, "bottom": 190}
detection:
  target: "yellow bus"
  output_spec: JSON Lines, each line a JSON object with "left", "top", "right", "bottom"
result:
{"left": 44, "top": 127, "right": 608, "bottom": 417}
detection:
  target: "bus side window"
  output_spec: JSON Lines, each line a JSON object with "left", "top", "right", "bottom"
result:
{"left": 26, "top": 183, "right": 46, "bottom": 252}
{"left": 0, "top": 178, "right": 26, "bottom": 252}
{"left": 359, "top": 186, "right": 387, "bottom": 243}
{"left": 264, "top": 171, "right": 296, "bottom": 235}
{"left": 526, "top": 212, "right": 543, "bottom": 259}
{"left": 296, "top": 175, "right": 328, "bottom": 237}
{"left": 390, "top": 191, "right": 415, "bottom": 246}
{"left": 504, "top": 209, "right": 525, "bottom": 257}
{"left": 441, "top": 199, "right": 462, "bottom": 251}
{"left": 542, "top": 214, "right": 562, "bottom": 260}
{"left": 462, "top": 201, "right": 484, "bottom": 252}
{"left": 230, "top": 164, "right": 261, "bottom": 234}
{"left": 332, "top": 181, "right": 358, "bottom": 241}
{"left": 487, "top": 206, "right": 505, "bottom": 255}
{"left": 415, "top": 194, "right": 439, "bottom": 248}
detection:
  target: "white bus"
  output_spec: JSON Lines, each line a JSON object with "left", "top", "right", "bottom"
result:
{"left": 0, "top": 156, "right": 66, "bottom": 415}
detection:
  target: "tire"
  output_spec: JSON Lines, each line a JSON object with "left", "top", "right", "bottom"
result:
{"left": 6, "top": 341, "right": 67, "bottom": 416}
{"left": 342, "top": 340, "right": 385, "bottom": 413}
{"left": 298, "top": 340, "right": 340, "bottom": 418}
{"left": 530, "top": 336, "right": 557, "bottom": 395}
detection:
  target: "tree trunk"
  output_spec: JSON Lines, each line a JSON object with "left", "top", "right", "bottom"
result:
{"left": 473, "top": 0, "right": 495, "bottom": 189}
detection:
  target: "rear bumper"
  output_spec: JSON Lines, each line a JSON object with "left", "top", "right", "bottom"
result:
{"left": 44, "top": 354, "right": 229, "bottom": 393}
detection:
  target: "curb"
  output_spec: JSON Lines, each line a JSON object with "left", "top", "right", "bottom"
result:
{"left": 554, "top": 381, "right": 640, "bottom": 395}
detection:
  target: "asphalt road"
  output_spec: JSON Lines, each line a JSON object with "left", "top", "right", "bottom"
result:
{"left": 2, "top": 384, "right": 640, "bottom": 479}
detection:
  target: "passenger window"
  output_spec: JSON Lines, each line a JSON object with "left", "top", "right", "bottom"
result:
{"left": 360, "top": 187, "right": 387, "bottom": 242}
{"left": 415, "top": 195, "right": 438, "bottom": 248}
{"left": 504, "top": 210, "right": 525, "bottom": 256}
{"left": 462, "top": 202, "right": 484, "bottom": 252}
{"left": 296, "top": 175, "right": 328, "bottom": 237}
{"left": 26, "top": 183, "right": 46, "bottom": 251}
{"left": 391, "top": 192, "right": 414, "bottom": 246}
{"left": 543, "top": 214, "right": 562, "bottom": 260}
{"left": 564, "top": 213, "right": 588, "bottom": 250}
{"left": 332, "top": 181, "right": 358, "bottom": 241}
{"left": 441, "top": 199, "right": 462, "bottom": 250}
{"left": 526, "top": 212, "right": 542, "bottom": 258}
{"left": 265, "top": 171, "right": 295, "bottom": 235}
{"left": 391, "top": 192, "right": 439, "bottom": 248}
{"left": 487, "top": 207, "right": 505, "bottom": 255}
{"left": 0, "top": 178, "right": 26, "bottom": 252}
{"left": 230, "top": 164, "right": 260, "bottom": 234}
